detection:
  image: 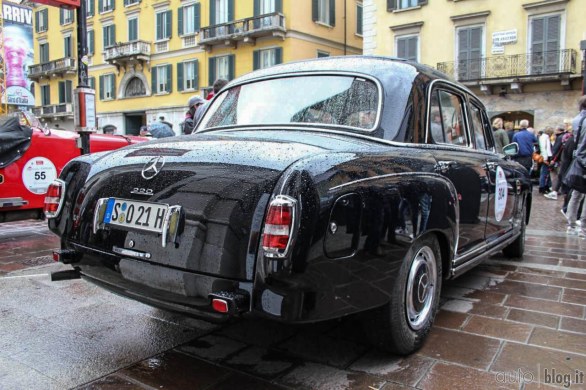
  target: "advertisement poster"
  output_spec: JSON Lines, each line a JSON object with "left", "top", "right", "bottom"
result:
{"left": 2, "top": 2, "right": 35, "bottom": 106}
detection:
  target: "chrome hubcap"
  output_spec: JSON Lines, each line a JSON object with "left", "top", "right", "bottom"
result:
{"left": 406, "top": 246, "right": 437, "bottom": 330}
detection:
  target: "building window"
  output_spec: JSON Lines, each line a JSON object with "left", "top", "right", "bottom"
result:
{"left": 86, "top": 0, "right": 94, "bottom": 17}
{"left": 208, "top": 55, "right": 235, "bottom": 85}
{"left": 253, "top": 48, "right": 282, "bottom": 70}
{"left": 64, "top": 36, "right": 73, "bottom": 58}
{"left": 457, "top": 26, "right": 483, "bottom": 81}
{"left": 41, "top": 85, "right": 50, "bottom": 106}
{"left": 60, "top": 9, "right": 73, "bottom": 25}
{"left": 103, "top": 24, "right": 116, "bottom": 48}
{"left": 177, "top": 60, "right": 199, "bottom": 91}
{"left": 124, "top": 0, "right": 140, "bottom": 6}
{"left": 39, "top": 43, "right": 49, "bottom": 63}
{"left": 87, "top": 30, "right": 95, "bottom": 55}
{"left": 35, "top": 9, "right": 48, "bottom": 33}
{"left": 99, "top": 74, "right": 116, "bottom": 100}
{"left": 317, "top": 50, "right": 330, "bottom": 58}
{"left": 356, "top": 3, "right": 363, "bottom": 35}
{"left": 530, "top": 14, "right": 561, "bottom": 74}
{"left": 152, "top": 65, "right": 172, "bottom": 94}
{"left": 214, "top": 0, "right": 231, "bottom": 24}
{"left": 156, "top": 10, "right": 172, "bottom": 40}
{"left": 396, "top": 35, "right": 418, "bottom": 62}
{"left": 128, "top": 18, "right": 138, "bottom": 41}
{"left": 179, "top": 4, "right": 201, "bottom": 36}
{"left": 388, "top": 0, "right": 426, "bottom": 10}
{"left": 313, "top": 0, "right": 335, "bottom": 26}
{"left": 58, "top": 80, "right": 73, "bottom": 104}
{"left": 100, "top": 0, "right": 115, "bottom": 13}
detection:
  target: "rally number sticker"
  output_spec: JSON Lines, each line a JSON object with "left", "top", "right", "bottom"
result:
{"left": 22, "top": 157, "right": 58, "bottom": 194}
{"left": 495, "top": 166, "right": 508, "bottom": 222}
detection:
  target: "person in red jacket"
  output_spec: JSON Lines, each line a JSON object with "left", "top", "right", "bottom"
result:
{"left": 206, "top": 78, "right": 228, "bottom": 100}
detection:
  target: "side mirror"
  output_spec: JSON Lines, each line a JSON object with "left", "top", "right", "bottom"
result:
{"left": 502, "top": 142, "right": 519, "bottom": 157}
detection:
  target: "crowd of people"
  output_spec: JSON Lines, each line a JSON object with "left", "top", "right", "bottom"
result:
{"left": 500, "top": 96, "right": 586, "bottom": 237}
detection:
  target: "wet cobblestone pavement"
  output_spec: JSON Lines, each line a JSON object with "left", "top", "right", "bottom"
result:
{"left": 1, "top": 189, "right": 585, "bottom": 389}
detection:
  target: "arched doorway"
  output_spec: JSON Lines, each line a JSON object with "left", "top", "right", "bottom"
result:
{"left": 488, "top": 110, "right": 534, "bottom": 130}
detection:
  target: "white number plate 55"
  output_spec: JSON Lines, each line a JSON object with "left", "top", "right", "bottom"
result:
{"left": 103, "top": 198, "right": 169, "bottom": 233}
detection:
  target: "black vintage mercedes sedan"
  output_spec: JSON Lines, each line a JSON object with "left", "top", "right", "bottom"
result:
{"left": 46, "top": 56, "right": 531, "bottom": 355}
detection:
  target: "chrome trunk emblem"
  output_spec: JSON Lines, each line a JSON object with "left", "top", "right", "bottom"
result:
{"left": 141, "top": 156, "right": 165, "bottom": 180}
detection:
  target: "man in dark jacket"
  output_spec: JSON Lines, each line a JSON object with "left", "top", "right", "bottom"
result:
{"left": 512, "top": 119, "right": 537, "bottom": 171}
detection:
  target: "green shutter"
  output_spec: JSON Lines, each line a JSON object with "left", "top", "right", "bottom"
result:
{"left": 275, "top": 47, "right": 282, "bottom": 65}
{"left": 35, "top": 11, "right": 39, "bottom": 32}
{"left": 228, "top": 55, "right": 235, "bottom": 80}
{"left": 111, "top": 0, "right": 115, "bottom": 10}
{"left": 99, "top": 75, "right": 104, "bottom": 99}
{"left": 177, "top": 63, "right": 184, "bottom": 91}
{"left": 60, "top": 10, "right": 64, "bottom": 25}
{"left": 152, "top": 68, "right": 157, "bottom": 93}
{"left": 312, "top": 0, "right": 318, "bottom": 21}
{"left": 228, "top": 0, "right": 234, "bottom": 21}
{"left": 88, "top": 0, "right": 94, "bottom": 16}
{"left": 357, "top": 5, "right": 363, "bottom": 35}
{"left": 166, "top": 10, "right": 172, "bottom": 38}
{"left": 387, "top": 0, "right": 396, "bottom": 11}
{"left": 166, "top": 64, "right": 172, "bottom": 93}
{"left": 156, "top": 13, "right": 162, "bottom": 40}
{"left": 253, "top": 0, "right": 260, "bottom": 16}
{"left": 43, "top": 10, "right": 48, "bottom": 29}
{"left": 418, "top": 0, "right": 428, "bottom": 5}
{"left": 124, "top": 0, "right": 128, "bottom": 5}
{"left": 89, "top": 31, "right": 95, "bottom": 54}
{"left": 275, "top": 0, "right": 282, "bottom": 12}
{"left": 66, "top": 80, "right": 72, "bottom": 103}
{"left": 98, "top": 0, "right": 103, "bottom": 12}
{"left": 58, "top": 82, "right": 64, "bottom": 103}
{"left": 209, "top": 0, "right": 216, "bottom": 25}
{"left": 329, "top": 0, "right": 335, "bottom": 26}
{"left": 89, "top": 77, "right": 95, "bottom": 90}
{"left": 194, "top": 60, "right": 199, "bottom": 90}
{"left": 110, "top": 75, "right": 116, "bottom": 98}
{"left": 178, "top": 6, "right": 183, "bottom": 36}
{"left": 208, "top": 58, "right": 216, "bottom": 86}
{"left": 253, "top": 50, "right": 260, "bottom": 70}
{"left": 112, "top": 26, "right": 116, "bottom": 44}
{"left": 194, "top": 3, "right": 201, "bottom": 31}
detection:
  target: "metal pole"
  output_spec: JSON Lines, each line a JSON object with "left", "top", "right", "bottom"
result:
{"left": 581, "top": 40, "right": 586, "bottom": 96}
{"left": 76, "top": 0, "right": 90, "bottom": 154}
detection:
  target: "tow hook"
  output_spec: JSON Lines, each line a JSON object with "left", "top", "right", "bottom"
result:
{"left": 50, "top": 269, "right": 81, "bottom": 281}
{"left": 208, "top": 290, "right": 250, "bottom": 314}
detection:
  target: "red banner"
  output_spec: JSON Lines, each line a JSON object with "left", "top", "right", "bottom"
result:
{"left": 32, "top": 0, "right": 79, "bottom": 9}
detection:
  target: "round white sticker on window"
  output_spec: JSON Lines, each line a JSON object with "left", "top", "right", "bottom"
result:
{"left": 495, "top": 166, "right": 508, "bottom": 222}
{"left": 22, "top": 157, "right": 58, "bottom": 194}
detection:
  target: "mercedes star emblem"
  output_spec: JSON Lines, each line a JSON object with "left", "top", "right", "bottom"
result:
{"left": 141, "top": 156, "right": 165, "bottom": 180}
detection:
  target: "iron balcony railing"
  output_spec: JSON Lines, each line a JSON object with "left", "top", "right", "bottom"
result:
{"left": 33, "top": 103, "right": 73, "bottom": 117}
{"left": 103, "top": 40, "right": 151, "bottom": 62}
{"left": 437, "top": 49, "right": 577, "bottom": 82}
{"left": 200, "top": 12, "right": 286, "bottom": 44}
{"left": 28, "top": 57, "right": 76, "bottom": 79}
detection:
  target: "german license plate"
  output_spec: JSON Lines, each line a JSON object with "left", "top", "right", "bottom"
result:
{"left": 103, "top": 198, "right": 169, "bottom": 233}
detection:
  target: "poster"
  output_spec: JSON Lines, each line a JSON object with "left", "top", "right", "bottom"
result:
{"left": 2, "top": 2, "right": 35, "bottom": 106}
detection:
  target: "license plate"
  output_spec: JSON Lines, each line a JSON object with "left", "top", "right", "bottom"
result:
{"left": 103, "top": 198, "right": 169, "bottom": 233}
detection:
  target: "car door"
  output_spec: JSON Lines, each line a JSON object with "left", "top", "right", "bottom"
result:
{"left": 468, "top": 101, "right": 518, "bottom": 240}
{"left": 428, "top": 87, "right": 490, "bottom": 256}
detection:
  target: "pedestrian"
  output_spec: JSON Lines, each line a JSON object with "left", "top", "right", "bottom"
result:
{"left": 505, "top": 121, "right": 515, "bottom": 143}
{"left": 538, "top": 127, "right": 553, "bottom": 194}
{"left": 103, "top": 125, "right": 117, "bottom": 134}
{"left": 158, "top": 115, "right": 174, "bottom": 132}
{"left": 545, "top": 126, "right": 570, "bottom": 200}
{"left": 206, "top": 78, "right": 228, "bottom": 100}
{"left": 492, "top": 117, "right": 509, "bottom": 154}
{"left": 181, "top": 95, "right": 205, "bottom": 134}
{"left": 562, "top": 96, "right": 586, "bottom": 236}
{"left": 512, "top": 119, "right": 537, "bottom": 172}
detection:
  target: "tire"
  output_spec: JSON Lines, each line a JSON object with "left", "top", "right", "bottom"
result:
{"left": 502, "top": 206, "right": 526, "bottom": 258}
{"left": 362, "top": 235, "right": 442, "bottom": 355}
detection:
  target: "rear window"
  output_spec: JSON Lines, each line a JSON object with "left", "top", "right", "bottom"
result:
{"left": 199, "top": 75, "right": 380, "bottom": 131}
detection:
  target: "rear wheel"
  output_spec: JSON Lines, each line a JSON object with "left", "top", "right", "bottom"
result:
{"left": 502, "top": 206, "right": 526, "bottom": 258}
{"left": 362, "top": 235, "right": 442, "bottom": 355}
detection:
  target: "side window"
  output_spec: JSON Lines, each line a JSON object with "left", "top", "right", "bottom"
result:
{"left": 469, "top": 104, "right": 488, "bottom": 150}
{"left": 430, "top": 89, "right": 467, "bottom": 146}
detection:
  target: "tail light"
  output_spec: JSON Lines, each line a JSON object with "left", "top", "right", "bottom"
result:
{"left": 44, "top": 179, "right": 66, "bottom": 218}
{"left": 262, "top": 195, "right": 296, "bottom": 257}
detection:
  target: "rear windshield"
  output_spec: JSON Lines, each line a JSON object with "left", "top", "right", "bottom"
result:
{"left": 198, "top": 75, "right": 380, "bottom": 131}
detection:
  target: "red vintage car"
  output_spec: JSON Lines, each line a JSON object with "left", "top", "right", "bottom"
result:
{"left": 0, "top": 111, "right": 147, "bottom": 222}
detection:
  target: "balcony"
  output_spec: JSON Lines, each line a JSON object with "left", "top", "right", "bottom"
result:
{"left": 28, "top": 58, "right": 76, "bottom": 81}
{"left": 199, "top": 12, "right": 286, "bottom": 50}
{"left": 33, "top": 103, "right": 74, "bottom": 119}
{"left": 437, "top": 49, "right": 578, "bottom": 93}
{"left": 103, "top": 40, "right": 151, "bottom": 73}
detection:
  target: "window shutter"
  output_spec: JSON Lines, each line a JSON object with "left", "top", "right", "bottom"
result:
{"left": 387, "top": 0, "right": 397, "bottom": 11}
{"left": 88, "top": 0, "right": 94, "bottom": 16}
{"left": 357, "top": 5, "right": 363, "bottom": 35}
{"left": 66, "top": 80, "right": 72, "bottom": 103}
{"left": 152, "top": 68, "right": 158, "bottom": 93}
{"left": 60, "top": 10, "right": 64, "bottom": 25}
{"left": 177, "top": 63, "right": 184, "bottom": 91}
{"left": 312, "top": 0, "right": 318, "bottom": 21}
{"left": 253, "top": 50, "right": 260, "bottom": 70}
{"left": 166, "top": 64, "right": 172, "bottom": 93}
{"left": 208, "top": 58, "right": 216, "bottom": 86}
{"left": 178, "top": 7, "right": 183, "bottom": 36}
{"left": 31, "top": 83, "right": 35, "bottom": 98}
{"left": 275, "top": 0, "right": 282, "bottom": 13}
{"left": 458, "top": 28, "right": 469, "bottom": 61}
{"left": 98, "top": 0, "right": 103, "bottom": 12}
{"left": 110, "top": 75, "right": 116, "bottom": 98}
{"left": 124, "top": 0, "right": 128, "bottom": 6}
{"left": 194, "top": 60, "right": 199, "bottom": 90}
{"left": 166, "top": 10, "right": 172, "bottom": 38}
{"left": 408, "top": 36, "right": 417, "bottom": 61}
{"left": 275, "top": 47, "right": 283, "bottom": 65}
{"left": 43, "top": 10, "right": 48, "bottom": 28}
{"left": 210, "top": 0, "right": 216, "bottom": 25}
{"left": 397, "top": 38, "right": 406, "bottom": 58}
{"left": 35, "top": 11, "right": 39, "bottom": 32}
{"left": 470, "top": 27, "right": 482, "bottom": 61}
{"left": 254, "top": 0, "right": 260, "bottom": 16}
{"left": 228, "top": 55, "right": 235, "bottom": 80}
{"left": 545, "top": 15, "right": 560, "bottom": 52}
{"left": 228, "top": 0, "right": 234, "bottom": 21}
{"left": 112, "top": 26, "right": 116, "bottom": 44}
{"left": 418, "top": 0, "right": 428, "bottom": 5}
{"left": 156, "top": 13, "right": 162, "bottom": 40}
{"left": 99, "top": 75, "right": 104, "bottom": 100}
{"left": 59, "top": 82, "right": 65, "bottom": 103}
{"left": 194, "top": 3, "right": 201, "bottom": 31}
{"left": 129, "top": 19, "right": 136, "bottom": 41}
{"left": 111, "top": 0, "right": 115, "bottom": 10}
{"left": 531, "top": 17, "right": 544, "bottom": 54}
{"left": 329, "top": 0, "right": 335, "bottom": 26}
{"left": 89, "top": 77, "right": 95, "bottom": 90}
